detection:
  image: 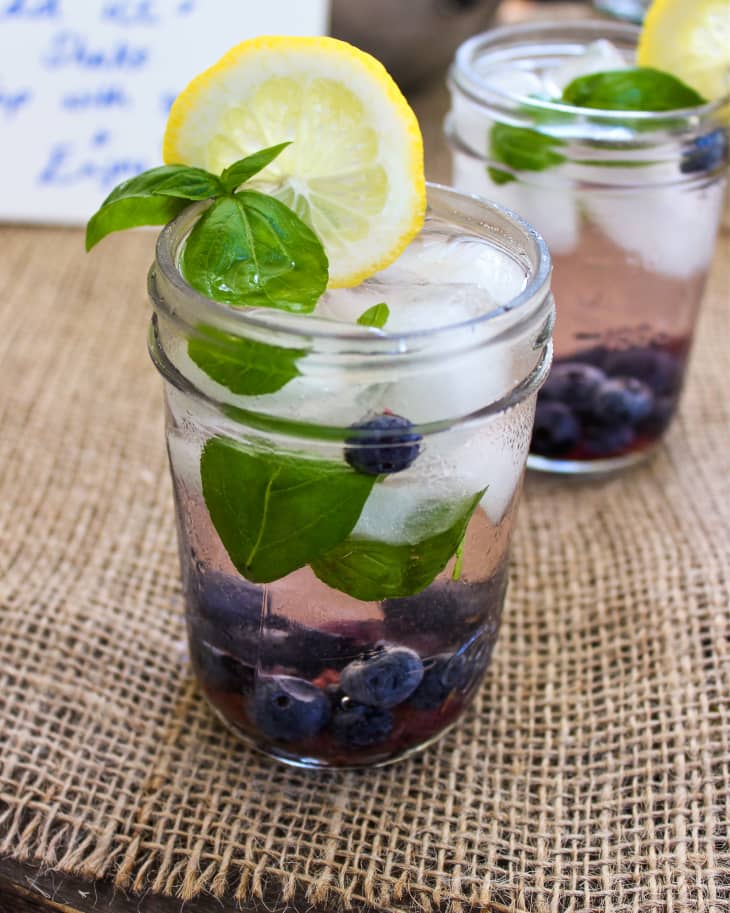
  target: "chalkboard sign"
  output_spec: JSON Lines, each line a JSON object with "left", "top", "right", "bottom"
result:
{"left": 0, "top": 0, "right": 330, "bottom": 225}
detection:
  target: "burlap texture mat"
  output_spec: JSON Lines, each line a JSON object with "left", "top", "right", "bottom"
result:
{"left": 0, "top": 219, "right": 728, "bottom": 913}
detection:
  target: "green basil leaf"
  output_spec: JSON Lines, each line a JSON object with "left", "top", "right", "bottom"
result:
{"left": 86, "top": 195, "right": 188, "bottom": 250}
{"left": 188, "top": 324, "right": 308, "bottom": 395}
{"left": 487, "top": 166, "right": 516, "bottom": 186}
{"left": 562, "top": 68, "right": 706, "bottom": 112}
{"left": 85, "top": 164, "right": 224, "bottom": 250}
{"left": 356, "top": 302, "right": 390, "bottom": 329}
{"left": 150, "top": 168, "right": 225, "bottom": 200}
{"left": 311, "top": 490, "right": 484, "bottom": 600}
{"left": 181, "top": 193, "right": 328, "bottom": 312}
{"left": 220, "top": 142, "right": 292, "bottom": 193}
{"left": 488, "top": 124, "right": 566, "bottom": 181}
{"left": 200, "top": 437, "right": 376, "bottom": 583}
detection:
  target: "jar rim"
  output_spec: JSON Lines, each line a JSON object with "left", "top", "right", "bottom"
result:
{"left": 450, "top": 19, "right": 730, "bottom": 126}
{"left": 151, "top": 181, "right": 553, "bottom": 352}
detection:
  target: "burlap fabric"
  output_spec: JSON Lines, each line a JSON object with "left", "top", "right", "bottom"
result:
{"left": 0, "top": 207, "right": 728, "bottom": 913}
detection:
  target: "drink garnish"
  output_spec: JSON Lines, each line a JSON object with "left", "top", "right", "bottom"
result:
{"left": 638, "top": 0, "right": 730, "bottom": 102}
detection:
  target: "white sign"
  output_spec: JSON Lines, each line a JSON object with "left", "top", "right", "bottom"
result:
{"left": 0, "top": 0, "right": 330, "bottom": 225}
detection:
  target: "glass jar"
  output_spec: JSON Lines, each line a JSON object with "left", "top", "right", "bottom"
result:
{"left": 447, "top": 21, "right": 729, "bottom": 474}
{"left": 148, "top": 184, "right": 554, "bottom": 768}
{"left": 592, "top": 0, "right": 650, "bottom": 24}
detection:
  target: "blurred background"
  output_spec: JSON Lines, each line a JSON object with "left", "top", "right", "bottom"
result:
{"left": 0, "top": 0, "right": 644, "bottom": 226}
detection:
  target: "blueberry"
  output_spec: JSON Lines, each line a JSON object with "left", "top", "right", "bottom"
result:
{"left": 344, "top": 413, "right": 421, "bottom": 475}
{"left": 383, "top": 568, "right": 507, "bottom": 643}
{"left": 188, "top": 568, "right": 263, "bottom": 631}
{"left": 254, "top": 675, "right": 330, "bottom": 742}
{"left": 542, "top": 362, "right": 606, "bottom": 411}
{"left": 339, "top": 645, "right": 424, "bottom": 708}
{"left": 680, "top": 128, "right": 729, "bottom": 174}
{"left": 603, "top": 348, "right": 682, "bottom": 396}
{"left": 330, "top": 699, "right": 394, "bottom": 748}
{"left": 531, "top": 400, "right": 581, "bottom": 457}
{"left": 591, "top": 377, "right": 654, "bottom": 427}
{"left": 189, "top": 638, "right": 255, "bottom": 695}
{"left": 582, "top": 423, "right": 636, "bottom": 458}
{"left": 638, "top": 395, "right": 677, "bottom": 437}
{"left": 408, "top": 654, "right": 466, "bottom": 710}
{"left": 187, "top": 567, "right": 363, "bottom": 676}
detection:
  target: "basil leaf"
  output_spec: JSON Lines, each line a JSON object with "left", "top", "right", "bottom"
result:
{"left": 188, "top": 324, "right": 308, "bottom": 395}
{"left": 86, "top": 195, "right": 189, "bottom": 250}
{"left": 488, "top": 124, "right": 566, "bottom": 184}
{"left": 487, "top": 166, "right": 517, "bottom": 186}
{"left": 150, "top": 168, "right": 225, "bottom": 200}
{"left": 311, "top": 490, "right": 484, "bottom": 600}
{"left": 220, "top": 142, "right": 291, "bottom": 193}
{"left": 85, "top": 164, "right": 224, "bottom": 250}
{"left": 356, "top": 302, "right": 390, "bottom": 329}
{"left": 562, "top": 68, "right": 706, "bottom": 112}
{"left": 181, "top": 193, "right": 328, "bottom": 312}
{"left": 200, "top": 437, "right": 376, "bottom": 583}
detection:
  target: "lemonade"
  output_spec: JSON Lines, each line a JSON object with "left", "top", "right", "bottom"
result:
{"left": 88, "top": 38, "right": 554, "bottom": 766}
{"left": 447, "top": 15, "right": 729, "bottom": 473}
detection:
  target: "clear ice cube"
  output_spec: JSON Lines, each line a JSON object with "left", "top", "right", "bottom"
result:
{"left": 582, "top": 181, "right": 726, "bottom": 279}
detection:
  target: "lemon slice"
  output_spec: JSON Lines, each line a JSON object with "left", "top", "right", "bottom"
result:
{"left": 163, "top": 35, "right": 426, "bottom": 288}
{"left": 637, "top": 0, "right": 730, "bottom": 101}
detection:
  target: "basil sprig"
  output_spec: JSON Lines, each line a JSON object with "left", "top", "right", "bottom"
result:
{"left": 86, "top": 142, "right": 328, "bottom": 313}
{"left": 487, "top": 67, "right": 708, "bottom": 183}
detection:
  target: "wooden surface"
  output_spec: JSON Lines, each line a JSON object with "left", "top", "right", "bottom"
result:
{"left": 0, "top": 856, "right": 386, "bottom": 913}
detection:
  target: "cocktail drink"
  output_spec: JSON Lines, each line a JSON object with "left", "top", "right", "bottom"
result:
{"left": 447, "top": 15, "right": 729, "bottom": 473}
{"left": 149, "top": 185, "right": 552, "bottom": 767}
{"left": 87, "top": 37, "right": 553, "bottom": 767}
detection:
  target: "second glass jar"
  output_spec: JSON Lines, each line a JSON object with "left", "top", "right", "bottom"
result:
{"left": 447, "top": 20, "right": 729, "bottom": 474}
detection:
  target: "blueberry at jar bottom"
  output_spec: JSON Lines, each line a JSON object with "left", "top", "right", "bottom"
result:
{"left": 185, "top": 564, "right": 504, "bottom": 768}
{"left": 528, "top": 339, "right": 688, "bottom": 471}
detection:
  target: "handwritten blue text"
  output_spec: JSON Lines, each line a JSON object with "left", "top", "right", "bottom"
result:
{"left": 43, "top": 31, "right": 149, "bottom": 69}
{"left": 0, "top": 86, "right": 32, "bottom": 117}
{"left": 101, "top": 1, "right": 158, "bottom": 26}
{"left": 0, "top": 0, "right": 60, "bottom": 19}
{"left": 38, "top": 132, "right": 147, "bottom": 189}
{"left": 61, "top": 86, "right": 130, "bottom": 110}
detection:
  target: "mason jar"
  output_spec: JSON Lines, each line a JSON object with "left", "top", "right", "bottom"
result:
{"left": 148, "top": 183, "right": 554, "bottom": 768}
{"left": 447, "top": 21, "right": 729, "bottom": 474}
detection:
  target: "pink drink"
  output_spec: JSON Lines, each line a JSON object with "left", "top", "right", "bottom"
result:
{"left": 150, "top": 185, "right": 553, "bottom": 767}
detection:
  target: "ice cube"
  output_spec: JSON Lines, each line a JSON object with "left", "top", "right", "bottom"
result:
{"left": 350, "top": 474, "right": 471, "bottom": 545}
{"left": 543, "top": 39, "right": 629, "bottom": 97}
{"left": 380, "top": 233, "right": 526, "bottom": 306}
{"left": 379, "top": 338, "right": 516, "bottom": 425}
{"left": 582, "top": 181, "right": 726, "bottom": 279}
{"left": 478, "top": 65, "right": 546, "bottom": 100}
{"left": 315, "top": 285, "right": 387, "bottom": 325}
{"left": 424, "top": 400, "right": 533, "bottom": 524}
{"left": 452, "top": 153, "right": 580, "bottom": 256}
